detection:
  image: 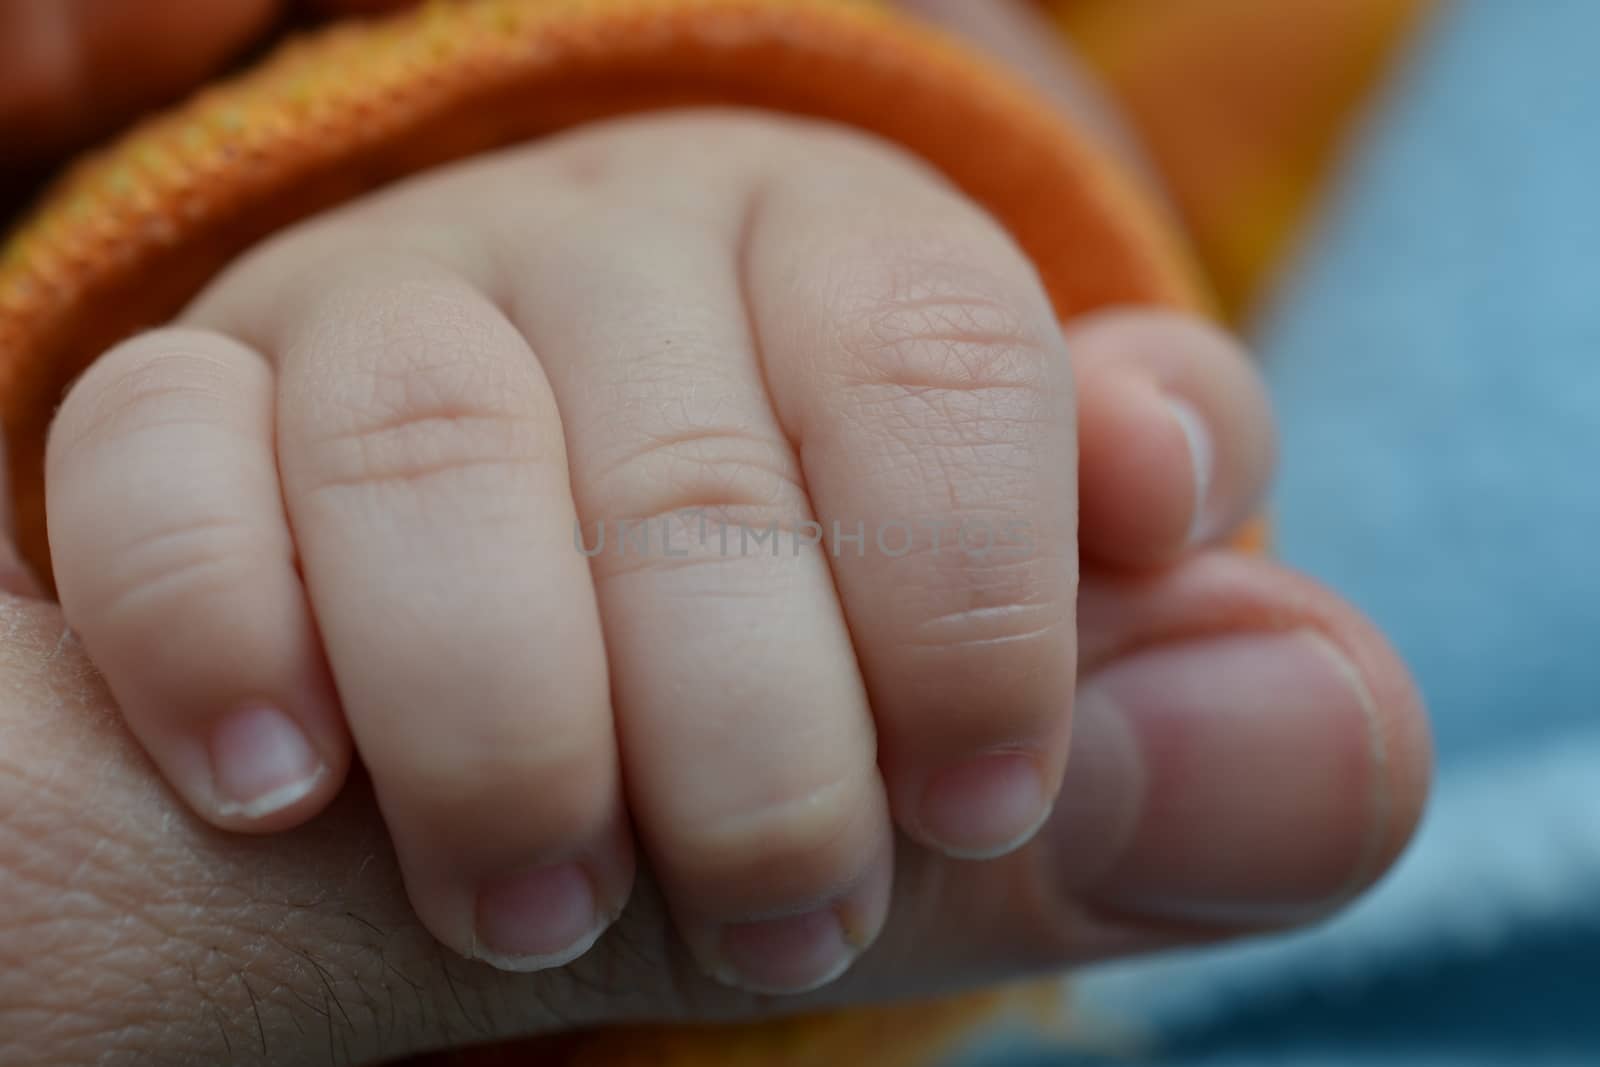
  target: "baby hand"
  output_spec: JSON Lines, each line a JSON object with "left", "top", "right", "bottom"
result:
{"left": 45, "top": 111, "right": 1270, "bottom": 992}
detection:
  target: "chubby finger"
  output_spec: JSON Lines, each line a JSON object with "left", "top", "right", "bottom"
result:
{"left": 1072, "top": 309, "right": 1276, "bottom": 566}
{"left": 46, "top": 327, "right": 349, "bottom": 831}
{"left": 484, "top": 126, "right": 893, "bottom": 995}
{"left": 749, "top": 130, "right": 1077, "bottom": 860}
{"left": 203, "top": 249, "right": 633, "bottom": 972}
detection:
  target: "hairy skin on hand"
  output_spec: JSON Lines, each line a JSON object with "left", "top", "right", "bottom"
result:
{"left": 0, "top": 592, "right": 1068, "bottom": 1065}
{"left": 0, "top": 595, "right": 580, "bottom": 1065}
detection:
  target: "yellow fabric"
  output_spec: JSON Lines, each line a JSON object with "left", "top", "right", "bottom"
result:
{"left": 1049, "top": 0, "right": 1436, "bottom": 315}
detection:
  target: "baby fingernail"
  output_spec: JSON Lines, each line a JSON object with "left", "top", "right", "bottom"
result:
{"left": 473, "top": 861, "right": 608, "bottom": 972}
{"left": 707, "top": 906, "right": 858, "bottom": 994}
{"left": 916, "top": 751, "right": 1052, "bottom": 859}
{"left": 695, "top": 843, "right": 891, "bottom": 994}
{"left": 210, "top": 704, "right": 326, "bottom": 819}
{"left": 1165, "top": 396, "right": 1216, "bottom": 545}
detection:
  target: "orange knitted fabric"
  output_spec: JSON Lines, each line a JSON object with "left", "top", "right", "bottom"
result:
{"left": 0, "top": 1, "right": 1255, "bottom": 1065}
{"left": 0, "top": 0, "right": 1203, "bottom": 587}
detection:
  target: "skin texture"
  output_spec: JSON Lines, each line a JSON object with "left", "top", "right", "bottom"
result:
{"left": 44, "top": 111, "right": 1277, "bottom": 993}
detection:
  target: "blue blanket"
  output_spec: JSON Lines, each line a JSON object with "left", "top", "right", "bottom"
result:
{"left": 984, "top": 0, "right": 1600, "bottom": 1061}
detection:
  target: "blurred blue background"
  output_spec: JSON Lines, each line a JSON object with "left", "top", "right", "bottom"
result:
{"left": 981, "top": 0, "right": 1600, "bottom": 1062}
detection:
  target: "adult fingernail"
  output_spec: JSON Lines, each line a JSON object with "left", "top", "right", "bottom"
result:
{"left": 473, "top": 861, "right": 609, "bottom": 972}
{"left": 210, "top": 704, "right": 327, "bottom": 819}
{"left": 916, "top": 751, "right": 1053, "bottom": 860}
{"left": 1164, "top": 396, "right": 1216, "bottom": 545}
{"left": 1055, "top": 630, "right": 1386, "bottom": 926}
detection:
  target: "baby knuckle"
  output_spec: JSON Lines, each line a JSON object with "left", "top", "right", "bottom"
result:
{"left": 404, "top": 724, "right": 614, "bottom": 840}
{"left": 669, "top": 769, "right": 879, "bottom": 892}
{"left": 88, "top": 515, "right": 277, "bottom": 631}
{"left": 832, "top": 258, "right": 1055, "bottom": 402}
{"left": 54, "top": 334, "right": 244, "bottom": 456}
{"left": 583, "top": 427, "right": 812, "bottom": 571}
{"left": 909, "top": 597, "right": 1071, "bottom": 658}
{"left": 294, "top": 302, "right": 558, "bottom": 496}
{"left": 300, "top": 404, "right": 548, "bottom": 497}
{"left": 324, "top": 284, "right": 524, "bottom": 416}
{"left": 888, "top": 559, "right": 1075, "bottom": 723}
{"left": 902, "top": 543, "right": 1074, "bottom": 650}
{"left": 905, "top": 597, "right": 1074, "bottom": 715}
